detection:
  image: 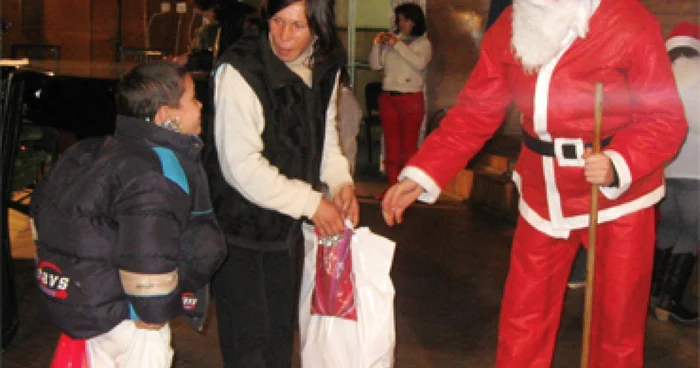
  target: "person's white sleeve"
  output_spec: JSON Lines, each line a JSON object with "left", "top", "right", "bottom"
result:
{"left": 320, "top": 72, "right": 353, "bottom": 197}
{"left": 398, "top": 166, "right": 441, "bottom": 204}
{"left": 369, "top": 43, "right": 384, "bottom": 70}
{"left": 393, "top": 37, "right": 432, "bottom": 71}
{"left": 213, "top": 64, "right": 322, "bottom": 219}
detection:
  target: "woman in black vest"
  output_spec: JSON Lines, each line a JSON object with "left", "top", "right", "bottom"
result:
{"left": 209, "top": 0, "right": 359, "bottom": 366}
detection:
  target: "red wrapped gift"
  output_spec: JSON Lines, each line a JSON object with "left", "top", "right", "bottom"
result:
{"left": 311, "top": 226, "right": 357, "bottom": 320}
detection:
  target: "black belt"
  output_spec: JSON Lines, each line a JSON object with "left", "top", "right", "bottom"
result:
{"left": 384, "top": 90, "right": 419, "bottom": 96}
{"left": 523, "top": 129, "right": 613, "bottom": 159}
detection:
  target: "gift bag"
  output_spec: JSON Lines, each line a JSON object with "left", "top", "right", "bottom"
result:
{"left": 299, "top": 223, "right": 396, "bottom": 368}
{"left": 50, "top": 333, "right": 88, "bottom": 368}
{"left": 311, "top": 226, "right": 357, "bottom": 320}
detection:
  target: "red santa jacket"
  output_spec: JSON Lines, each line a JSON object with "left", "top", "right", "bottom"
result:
{"left": 404, "top": 0, "right": 687, "bottom": 238}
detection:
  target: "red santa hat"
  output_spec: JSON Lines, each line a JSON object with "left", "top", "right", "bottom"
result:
{"left": 666, "top": 22, "right": 700, "bottom": 52}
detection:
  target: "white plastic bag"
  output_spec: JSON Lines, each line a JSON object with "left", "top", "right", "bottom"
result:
{"left": 299, "top": 223, "right": 396, "bottom": 368}
{"left": 86, "top": 320, "right": 173, "bottom": 367}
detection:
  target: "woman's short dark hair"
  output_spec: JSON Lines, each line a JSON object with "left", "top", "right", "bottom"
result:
{"left": 116, "top": 62, "right": 187, "bottom": 120}
{"left": 261, "top": 0, "right": 341, "bottom": 64}
{"left": 394, "top": 3, "right": 426, "bottom": 37}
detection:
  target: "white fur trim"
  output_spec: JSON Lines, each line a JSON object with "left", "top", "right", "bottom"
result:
{"left": 399, "top": 166, "right": 441, "bottom": 204}
{"left": 666, "top": 36, "right": 700, "bottom": 53}
{"left": 514, "top": 168, "right": 665, "bottom": 239}
{"left": 532, "top": 32, "right": 578, "bottom": 231}
{"left": 599, "top": 150, "right": 631, "bottom": 200}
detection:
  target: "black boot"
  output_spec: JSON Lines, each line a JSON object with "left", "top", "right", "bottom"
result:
{"left": 653, "top": 253, "right": 698, "bottom": 325}
{"left": 650, "top": 248, "right": 673, "bottom": 307}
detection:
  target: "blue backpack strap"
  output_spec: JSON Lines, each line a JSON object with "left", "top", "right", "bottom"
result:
{"left": 152, "top": 147, "right": 190, "bottom": 195}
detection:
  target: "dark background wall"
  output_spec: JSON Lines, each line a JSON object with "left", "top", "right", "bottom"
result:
{"left": 1, "top": 0, "right": 261, "bottom": 61}
{"left": 0, "top": 0, "right": 697, "bottom": 108}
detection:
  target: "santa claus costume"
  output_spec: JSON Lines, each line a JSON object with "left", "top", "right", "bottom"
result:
{"left": 400, "top": 0, "right": 688, "bottom": 366}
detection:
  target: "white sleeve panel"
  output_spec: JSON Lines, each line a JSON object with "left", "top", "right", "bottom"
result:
{"left": 213, "top": 64, "right": 322, "bottom": 219}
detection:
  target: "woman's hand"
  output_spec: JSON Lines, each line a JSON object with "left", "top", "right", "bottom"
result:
{"left": 381, "top": 179, "right": 423, "bottom": 226}
{"left": 312, "top": 198, "right": 345, "bottom": 237}
{"left": 332, "top": 184, "right": 359, "bottom": 227}
{"left": 374, "top": 32, "right": 388, "bottom": 44}
{"left": 583, "top": 148, "right": 615, "bottom": 186}
{"left": 374, "top": 32, "right": 397, "bottom": 46}
{"left": 384, "top": 33, "right": 398, "bottom": 46}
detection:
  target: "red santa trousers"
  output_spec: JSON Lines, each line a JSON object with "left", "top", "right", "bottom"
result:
{"left": 496, "top": 207, "right": 655, "bottom": 367}
{"left": 378, "top": 91, "right": 425, "bottom": 185}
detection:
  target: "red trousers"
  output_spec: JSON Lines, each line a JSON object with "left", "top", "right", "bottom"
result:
{"left": 378, "top": 91, "right": 425, "bottom": 184}
{"left": 496, "top": 208, "right": 655, "bottom": 367}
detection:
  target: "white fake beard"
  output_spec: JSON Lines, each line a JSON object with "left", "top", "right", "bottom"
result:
{"left": 512, "top": 0, "right": 593, "bottom": 73}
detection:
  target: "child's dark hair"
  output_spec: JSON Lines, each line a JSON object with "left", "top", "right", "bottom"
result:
{"left": 116, "top": 62, "right": 187, "bottom": 120}
{"left": 261, "top": 0, "right": 341, "bottom": 64}
{"left": 394, "top": 3, "right": 426, "bottom": 36}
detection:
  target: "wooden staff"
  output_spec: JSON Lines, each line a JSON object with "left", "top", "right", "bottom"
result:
{"left": 581, "top": 82, "right": 603, "bottom": 368}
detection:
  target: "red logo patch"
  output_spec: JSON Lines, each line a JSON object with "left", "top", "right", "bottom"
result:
{"left": 182, "top": 292, "right": 197, "bottom": 311}
{"left": 36, "top": 261, "right": 70, "bottom": 300}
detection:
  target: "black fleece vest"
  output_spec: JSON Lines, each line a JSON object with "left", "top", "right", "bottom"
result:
{"left": 207, "top": 32, "right": 340, "bottom": 251}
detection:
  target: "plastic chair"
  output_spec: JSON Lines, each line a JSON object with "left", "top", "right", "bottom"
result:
{"left": 10, "top": 44, "right": 61, "bottom": 63}
{"left": 363, "top": 81, "right": 383, "bottom": 164}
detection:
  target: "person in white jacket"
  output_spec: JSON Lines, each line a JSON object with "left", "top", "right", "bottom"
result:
{"left": 651, "top": 22, "right": 699, "bottom": 325}
{"left": 369, "top": 2, "right": 431, "bottom": 198}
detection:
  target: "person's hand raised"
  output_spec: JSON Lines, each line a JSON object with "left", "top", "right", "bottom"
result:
{"left": 381, "top": 179, "right": 423, "bottom": 226}
{"left": 384, "top": 33, "right": 398, "bottom": 46}
{"left": 374, "top": 32, "right": 388, "bottom": 45}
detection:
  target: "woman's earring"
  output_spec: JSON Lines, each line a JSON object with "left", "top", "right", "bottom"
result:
{"left": 161, "top": 116, "right": 181, "bottom": 132}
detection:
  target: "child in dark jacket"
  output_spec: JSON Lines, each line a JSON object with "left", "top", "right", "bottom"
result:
{"left": 30, "top": 61, "right": 226, "bottom": 367}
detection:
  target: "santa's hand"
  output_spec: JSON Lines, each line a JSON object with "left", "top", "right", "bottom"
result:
{"left": 583, "top": 148, "right": 614, "bottom": 186}
{"left": 381, "top": 179, "right": 423, "bottom": 226}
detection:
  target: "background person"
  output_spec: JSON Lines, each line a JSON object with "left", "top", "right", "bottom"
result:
{"left": 651, "top": 22, "right": 699, "bottom": 325}
{"left": 369, "top": 2, "right": 431, "bottom": 198}
{"left": 337, "top": 67, "right": 363, "bottom": 175}
{"left": 30, "top": 62, "right": 226, "bottom": 366}
{"left": 173, "top": 0, "right": 220, "bottom": 71}
{"left": 381, "top": 0, "right": 688, "bottom": 366}
{"left": 208, "top": 0, "right": 359, "bottom": 366}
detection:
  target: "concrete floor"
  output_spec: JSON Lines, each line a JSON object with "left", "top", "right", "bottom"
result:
{"left": 2, "top": 187, "right": 698, "bottom": 367}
